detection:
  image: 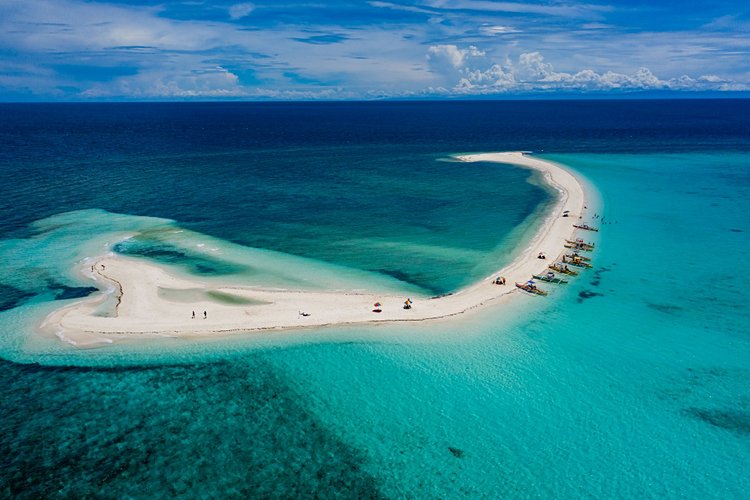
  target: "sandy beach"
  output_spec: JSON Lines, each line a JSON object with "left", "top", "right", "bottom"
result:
{"left": 41, "top": 152, "right": 590, "bottom": 346}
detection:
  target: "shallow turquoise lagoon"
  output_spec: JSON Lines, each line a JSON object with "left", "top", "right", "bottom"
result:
{"left": 1, "top": 150, "right": 749, "bottom": 498}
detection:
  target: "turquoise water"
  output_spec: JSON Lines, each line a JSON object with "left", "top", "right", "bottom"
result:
{"left": 2, "top": 152, "right": 748, "bottom": 498}
{"left": 229, "top": 153, "right": 749, "bottom": 498}
{"left": 1, "top": 102, "right": 750, "bottom": 497}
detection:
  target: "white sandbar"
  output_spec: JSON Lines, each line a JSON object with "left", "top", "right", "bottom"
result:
{"left": 40, "top": 152, "right": 591, "bottom": 346}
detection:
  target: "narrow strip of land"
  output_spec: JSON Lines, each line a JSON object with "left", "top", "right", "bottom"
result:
{"left": 41, "top": 152, "right": 589, "bottom": 346}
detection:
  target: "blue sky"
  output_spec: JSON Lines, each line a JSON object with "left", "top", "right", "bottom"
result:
{"left": 0, "top": 0, "right": 748, "bottom": 100}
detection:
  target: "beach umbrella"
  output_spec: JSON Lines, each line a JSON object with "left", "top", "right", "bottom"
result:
{"left": 374, "top": 302, "right": 381, "bottom": 307}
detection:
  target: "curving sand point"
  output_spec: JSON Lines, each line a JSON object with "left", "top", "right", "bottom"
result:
{"left": 40, "top": 152, "right": 590, "bottom": 346}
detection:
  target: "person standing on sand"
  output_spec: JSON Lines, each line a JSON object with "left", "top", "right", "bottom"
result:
{"left": 203, "top": 311, "right": 207, "bottom": 319}
{"left": 192, "top": 311, "right": 195, "bottom": 319}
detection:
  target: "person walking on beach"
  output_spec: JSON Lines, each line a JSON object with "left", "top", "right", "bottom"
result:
{"left": 192, "top": 311, "right": 195, "bottom": 319}
{"left": 203, "top": 311, "right": 207, "bottom": 319}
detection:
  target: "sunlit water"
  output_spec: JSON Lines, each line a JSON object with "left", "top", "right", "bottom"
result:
{"left": 1, "top": 102, "right": 749, "bottom": 497}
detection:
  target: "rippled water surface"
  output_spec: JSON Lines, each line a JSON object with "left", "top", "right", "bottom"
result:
{"left": 1, "top": 101, "right": 749, "bottom": 498}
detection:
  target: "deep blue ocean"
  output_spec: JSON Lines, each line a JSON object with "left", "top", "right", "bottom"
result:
{"left": 0, "top": 101, "right": 749, "bottom": 498}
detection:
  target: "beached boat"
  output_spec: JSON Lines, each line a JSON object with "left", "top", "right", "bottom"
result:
{"left": 573, "top": 224, "right": 599, "bottom": 232}
{"left": 549, "top": 263, "right": 579, "bottom": 276}
{"left": 533, "top": 274, "right": 569, "bottom": 284}
{"left": 565, "top": 239, "right": 595, "bottom": 250}
{"left": 564, "top": 253, "right": 591, "bottom": 261}
{"left": 566, "top": 259, "right": 592, "bottom": 268}
{"left": 566, "top": 239, "right": 595, "bottom": 246}
{"left": 515, "top": 282, "right": 548, "bottom": 296}
{"left": 564, "top": 243, "right": 594, "bottom": 251}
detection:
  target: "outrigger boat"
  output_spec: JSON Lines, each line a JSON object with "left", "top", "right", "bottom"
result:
{"left": 573, "top": 223, "right": 599, "bottom": 232}
{"left": 564, "top": 243, "right": 594, "bottom": 251}
{"left": 565, "top": 239, "right": 595, "bottom": 251}
{"left": 564, "top": 257, "right": 593, "bottom": 269}
{"left": 533, "top": 272, "right": 568, "bottom": 284}
{"left": 564, "top": 252, "right": 591, "bottom": 262}
{"left": 515, "top": 281, "right": 548, "bottom": 296}
{"left": 549, "top": 263, "right": 579, "bottom": 276}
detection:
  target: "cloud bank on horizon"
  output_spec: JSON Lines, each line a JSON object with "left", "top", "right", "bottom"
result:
{"left": 0, "top": 0, "right": 748, "bottom": 100}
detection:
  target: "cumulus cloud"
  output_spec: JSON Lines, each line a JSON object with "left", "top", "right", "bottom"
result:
{"left": 427, "top": 44, "right": 485, "bottom": 69}
{"left": 81, "top": 66, "right": 242, "bottom": 98}
{"left": 1, "top": 0, "right": 748, "bottom": 100}
{"left": 427, "top": 46, "right": 743, "bottom": 94}
{"left": 228, "top": 3, "right": 254, "bottom": 20}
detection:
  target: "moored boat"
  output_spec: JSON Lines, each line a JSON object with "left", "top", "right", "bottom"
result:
{"left": 573, "top": 223, "right": 599, "bottom": 232}
{"left": 533, "top": 273, "right": 568, "bottom": 284}
{"left": 566, "top": 238, "right": 595, "bottom": 246}
{"left": 564, "top": 253, "right": 591, "bottom": 262}
{"left": 515, "top": 281, "right": 548, "bottom": 296}
{"left": 566, "top": 259, "right": 592, "bottom": 268}
{"left": 549, "top": 263, "right": 579, "bottom": 276}
{"left": 565, "top": 239, "right": 595, "bottom": 250}
{"left": 564, "top": 243, "right": 594, "bottom": 252}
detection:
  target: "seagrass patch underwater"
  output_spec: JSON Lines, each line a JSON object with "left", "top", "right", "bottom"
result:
{"left": 1, "top": 101, "right": 749, "bottom": 497}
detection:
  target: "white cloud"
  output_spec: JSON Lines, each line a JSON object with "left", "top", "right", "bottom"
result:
{"left": 81, "top": 66, "right": 242, "bottom": 98}
{"left": 429, "top": 47, "right": 745, "bottom": 94}
{"left": 368, "top": 1, "right": 434, "bottom": 15}
{"left": 228, "top": 3, "right": 254, "bottom": 20}
{"left": 718, "top": 82, "right": 750, "bottom": 91}
{"left": 479, "top": 25, "right": 519, "bottom": 36}
{"left": 421, "top": 0, "right": 611, "bottom": 18}
{"left": 0, "top": 0, "right": 434, "bottom": 98}
{"left": 427, "top": 44, "right": 484, "bottom": 69}
{"left": 0, "top": 0, "right": 222, "bottom": 53}
{"left": 0, "top": 0, "right": 748, "bottom": 99}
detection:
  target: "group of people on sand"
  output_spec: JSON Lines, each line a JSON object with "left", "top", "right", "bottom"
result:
{"left": 373, "top": 298, "right": 414, "bottom": 313}
{"left": 192, "top": 310, "right": 207, "bottom": 319}
{"left": 493, "top": 276, "right": 507, "bottom": 285}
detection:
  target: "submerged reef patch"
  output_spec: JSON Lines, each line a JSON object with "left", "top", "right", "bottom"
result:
{"left": 0, "top": 358, "right": 385, "bottom": 498}
{"left": 576, "top": 290, "right": 603, "bottom": 303}
{"left": 0, "top": 284, "right": 35, "bottom": 312}
{"left": 113, "top": 241, "right": 250, "bottom": 276}
{"left": 646, "top": 302, "right": 686, "bottom": 315}
{"left": 684, "top": 407, "right": 750, "bottom": 436}
{"left": 47, "top": 282, "right": 99, "bottom": 301}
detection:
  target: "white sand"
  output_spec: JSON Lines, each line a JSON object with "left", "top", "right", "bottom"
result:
{"left": 40, "top": 152, "right": 591, "bottom": 346}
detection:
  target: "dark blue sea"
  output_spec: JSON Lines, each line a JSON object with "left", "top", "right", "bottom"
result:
{"left": 1, "top": 100, "right": 749, "bottom": 498}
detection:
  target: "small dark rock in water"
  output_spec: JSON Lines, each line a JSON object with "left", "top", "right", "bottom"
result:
{"left": 729, "top": 228, "right": 743, "bottom": 233}
{"left": 448, "top": 447, "right": 464, "bottom": 458}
